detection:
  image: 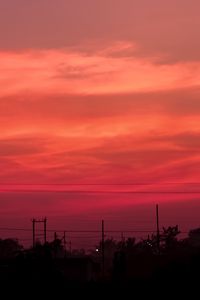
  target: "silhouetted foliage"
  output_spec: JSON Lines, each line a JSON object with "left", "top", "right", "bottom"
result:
{"left": 2, "top": 225, "right": 200, "bottom": 294}
{"left": 161, "top": 225, "right": 180, "bottom": 250}
{"left": 0, "top": 238, "right": 23, "bottom": 259}
{"left": 71, "top": 248, "right": 86, "bottom": 257}
{"left": 188, "top": 228, "right": 200, "bottom": 247}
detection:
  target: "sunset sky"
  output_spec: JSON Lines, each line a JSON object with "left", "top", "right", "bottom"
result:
{"left": 1, "top": 0, "right": 200, "bottom": 241}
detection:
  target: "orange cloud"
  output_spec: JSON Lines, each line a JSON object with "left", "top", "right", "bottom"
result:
{"left": 1, "top": 43, "right": 200, "bottom": 97}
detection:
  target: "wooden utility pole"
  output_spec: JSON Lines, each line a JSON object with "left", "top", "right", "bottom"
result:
{"left": 31, "top": 218, "right": 47, "bottom": 247}
{"left": 156, "top": 204, "right": 160, "bottom": 253}
{"left": 102, "top": 220, "right": 105, "bottom": 278}
{"left": 69, "top": 240, "right": 72, "bottom": 255}
{"left": 32, "top": 218, "right": 36, "bottom": 248}
{"left": 63, "top": 231, "right": 67, "bottom": 257}
{"left": 44, "top": 218, "right": 47, "bottom": 244}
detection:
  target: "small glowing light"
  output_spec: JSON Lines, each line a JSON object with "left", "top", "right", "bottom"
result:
{"left": 96, "top": 248, "right": 99, "bottom": 252}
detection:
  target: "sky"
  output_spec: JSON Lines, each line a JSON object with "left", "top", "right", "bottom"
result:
{"left": 1, "top": 0, "right": 200, "bottom": 244}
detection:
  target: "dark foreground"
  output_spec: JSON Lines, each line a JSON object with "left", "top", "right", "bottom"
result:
{"left": 1, "top": 226, "right": 200, "bottom": 296}
{"left": 0, "top": 253, "right": 200, "bottom": 297}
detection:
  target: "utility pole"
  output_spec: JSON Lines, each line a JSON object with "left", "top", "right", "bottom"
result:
{"left": 102, "top": 220, "right": 105, "bottom": 278}
{"left": 44, "top": 217, "right": 47, "bottom": 244}
{"left": 156, "top": 204, "right": 160, "bottom": 253}
{"left": 63, "top": 231, "right": 67, "bottom": 257}
{"left": 31, "top": 218, "right": 47, "bottom": 247}
{"left": 69, "top": 240, "right": 72, "bottom": 255}
{"left": 32, "top": 218, "right": 36, "bottom": 248}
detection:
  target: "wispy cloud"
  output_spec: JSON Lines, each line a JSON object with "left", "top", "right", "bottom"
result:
{"left": 1, "top": 43, "right": 200, "bottom": 97}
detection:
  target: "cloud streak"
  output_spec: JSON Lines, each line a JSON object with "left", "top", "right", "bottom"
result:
{"left": 1, "top": 44, "right": 200, "bottom": 97}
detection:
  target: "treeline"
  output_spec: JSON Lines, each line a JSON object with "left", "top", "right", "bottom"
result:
{"left": 2, "top": 225, "right": 200, "bottom": 260}
{"left": 1, "top": 225, "right": 200, "bottom": 291}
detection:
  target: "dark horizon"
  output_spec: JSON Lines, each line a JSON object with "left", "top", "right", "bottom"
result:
{"left": 1, "top": 200, "right": 200, "bottom": 250}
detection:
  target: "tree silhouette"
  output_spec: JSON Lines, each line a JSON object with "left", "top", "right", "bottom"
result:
{"left": 188, "top": 228, "right": 200, "bottom": 247}
{"left": 0, "top": 238, "right": 23, "bottom": 259}
{"left": 117, "top": 237, "right": 136, "bottom": 252}
{"left": 161, "top": 225, "right": 180, "bottom": 250}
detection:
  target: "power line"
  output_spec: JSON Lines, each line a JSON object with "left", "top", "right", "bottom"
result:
{"left": 1, "top": 190, "right": 200, "bottom": 194}
{"left": 2, "top": 182, "right": 200, "bottom": 185}
{"left": 0, "top": 227, "right": 191, "bottom": 234}
{"left": 0, "top": 227, "right": 32, "bottom": 232}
